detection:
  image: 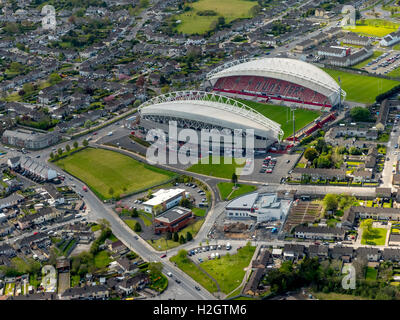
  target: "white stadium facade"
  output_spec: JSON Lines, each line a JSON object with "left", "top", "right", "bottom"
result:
{"left": 206, "top": 57, "right": 346, "bottom": 110}
{"left": 137, "top": 91, "right": 284, "bottom": 154}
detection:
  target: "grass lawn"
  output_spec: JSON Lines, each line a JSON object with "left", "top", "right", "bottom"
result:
{"left": 200, "top": 244, "right": 256, "bottom": 294}
{"left": 361, "top": 227, "right": 387, "bottom": 245}
{"left": 217, "top": 182, "right": 257, "bottom": 200}
{"left": 170, "top": 253, "right": 218, "bottom": 293}
{"left": 55, "top": 147, "right": 175, "bottom": 200}
{"left": 149, "top": 219, "right": 204, "bottom": 251}
{"left": 353, "top": 51, "right": 383, "bottom": 69}
{"left": 148, "top": 273, "right": 168, "bottom": 293}
{"left": 343, "top": 19, "right": 400, "bottom": 37}
{"left": 174, "top": 0, "right": 257, "bottom": 34}
{"left": 187, "top": 156, "right": 245, "bottom": 179}
{"left": 71, "top": 275, "right": 80, "bottom": 288}
{"left": 388, "top": 66, "right": 400, "bottom": 78}
{"left": 365, "top": 267, "right": 378, "bottom": 281}
{"left": 313, "top": 292, "right": 367, "bottom": 300}
{"left": 94, "top": 250, "right": 112, "bottom": 269}
{"left": 192, "top": 207, "right": 207, "bottom": 217}
{"left": 139, "top": 213, "right": 153, "bottom": 227}
{"left": 323, "top": 68, "right": 399, "bottom": 104}
{"left": 237, "top": 99, "right": 320, "bottom": 139}
{"left": 125, "top": 219, "right": 140, "bottom": 232}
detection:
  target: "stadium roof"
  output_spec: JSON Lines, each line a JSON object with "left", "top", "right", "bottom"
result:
{"left": 207, "top": 57, "right": 345, "bottom": 103}
{"left": 138, "top": 91, "right": 284, "bottom": 141}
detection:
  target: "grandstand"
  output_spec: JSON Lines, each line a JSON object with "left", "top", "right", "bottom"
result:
{"left": 137, "top": 91, "right": 284, "bottom": 154}
{"left": 206, "top": 57, "right": 346, "bottom": 110}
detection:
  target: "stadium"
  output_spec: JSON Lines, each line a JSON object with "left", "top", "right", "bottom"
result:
{"left": 206, "top": 57, "right": 346, "bottom": 110}
{"left": 137, "top": 91, "right": 284, "bottom": 154}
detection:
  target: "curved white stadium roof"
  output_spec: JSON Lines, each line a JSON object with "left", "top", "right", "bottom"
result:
{"left": 138, "top": 91, "right": 284, "bottom": 141}
{"left": 207, "top": 57, "right": 345, "bottom": 103}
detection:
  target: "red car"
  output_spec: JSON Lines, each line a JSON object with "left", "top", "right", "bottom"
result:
{"left": 160, "top": 254, "right": 167, "bottom": 258}
{"left": 93, "top": 132, "right": 98, "bottom": 135}
{"left": 33, "top": 232, "right": 38, "bottom": 235}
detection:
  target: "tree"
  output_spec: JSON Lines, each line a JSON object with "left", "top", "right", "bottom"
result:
{"left": 84, "top": 120, "right": 92, "bottom": 129}
{"left": 58, "top": 148, "right": 63, "bottom": 156}
{"left": 350, "top": 107, "right": 371, "bottom": 122}
{"left": 323, "top": 194, "right": 338, "bottom": 213}
{"left": 131, "top": 207, "right": 138, "bottom": 217}
{"left": 48, "top": 73, "right": 62, "bottom": 85}
{"left": 304, "top": 147, "right": 318, "bottom": 162}
{"left": 349, "top": 147, "right": 362, "bottom": 155}
{"left": 65, "top": 144, "right": 71, "bottom": 152}
{"left": 133, "top": 99, "right": 141, "bottom": 108}
{"left": 49, "top": 152, "right": 54, "bottom": 159}
{"left": 315, "top": 138, "right": 328, "bottom": 154}
{"left": 173, "top": 232, "right": 179, "bottom": 242}
{"left": 148, "top": 261, "right": 163, "bottom": 277}
{"left": 73, "top": 141, "right": 78, "bottom": 149}
{"left": 179, "top": 198, "right": 193, "bottom": 209}
{"left": 22, "top": 83, "right": 34, "bottom": 95}
{"left": 134, "top": 222, "right": 142, "bottom": 232}
{"left": 231, "top": 172, "right": 238, "bottom": 187}
{"left": 186, "top": 231, "right": 193, "bottom": 241}
{"left": 83, "top": 139, "right": 89, "bottom": 147}
{"left": 316, "top": 154, "right": 332, "bottom": 168}
{"left": 179, "top": 235, "right": 186, "bottom": 244}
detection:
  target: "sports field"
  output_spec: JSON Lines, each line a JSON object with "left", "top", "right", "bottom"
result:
{"left": 174, "top": 0, "right": 257, "bottom": 34}
{"left": 343, "top": 19, "right": 400, "bottom": 37}
{"left": 238, "top": 99, "right": 320, "bottom": 139}
{"left": 323, "top": 68, "right": 400, "bottom": 104}
{"left": 55, "top": 148, "right": 175, "bottom": 200}
{"left": 187, "top": 156, "right": 245, "bottom": 179}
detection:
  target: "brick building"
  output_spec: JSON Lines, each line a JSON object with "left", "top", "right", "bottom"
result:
{"left": 153, "top": 206, "right": 193, "bottom": 234}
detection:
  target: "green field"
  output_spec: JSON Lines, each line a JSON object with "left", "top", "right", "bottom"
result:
{"left": 312, "top": 292, "right": 368, "bottom": 300}
{"left": 238, "top": 99, "right": 320, "bottom": 139}
{"left": 94, "top": 250, "right": 112, "bottom": 269}
{"left": 365, "top": 267, "right": 378, "bottom": 281}
{"left": 388, "top": 67, "right": 400, "bottom": 78}
{"left": 217, "top": 182, "right": 257, "bottom": 200}
{"left": 323, "top": 68, "right": 400, "bottom": 104}
{"left": 174, "top": 0, "right": 257, "bottom": 34}
{"left": 361, "top": 227, "right": 387, "bottom": 245}
{"left": 353, "top": 51, "right": 383, "bottom": 69}
{"left": 187, "top": 156, "right": 245, "bottom": 179}
{"left": 200, "top": 244, "right": 256, "bottom": 294}
{"left": 171, "top": 252, "right": 219, "bottom": 293}
{"left": 343, "top": 19, "right": 400, "bottom": 37}
{"left": 55, "top": 148, "right": 175, "bottom": 200}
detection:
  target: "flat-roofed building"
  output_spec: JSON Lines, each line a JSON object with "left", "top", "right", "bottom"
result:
{"left": 153, "top": 206, "right": 193, "bottom": 234}
{"left": 225, "top": 192, "right": 292, "bottom": 223}
{"left": 142, "top": 188, "right": 186, "bottom": 215}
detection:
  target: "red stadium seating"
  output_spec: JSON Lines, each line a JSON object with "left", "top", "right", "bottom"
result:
{"left": 212, "top": 75, "right": 332, "bottom": 108}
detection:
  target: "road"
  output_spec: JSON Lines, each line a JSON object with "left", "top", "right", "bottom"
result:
{"left": 381, "top": 122, "right": 399, "bottom": 190}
